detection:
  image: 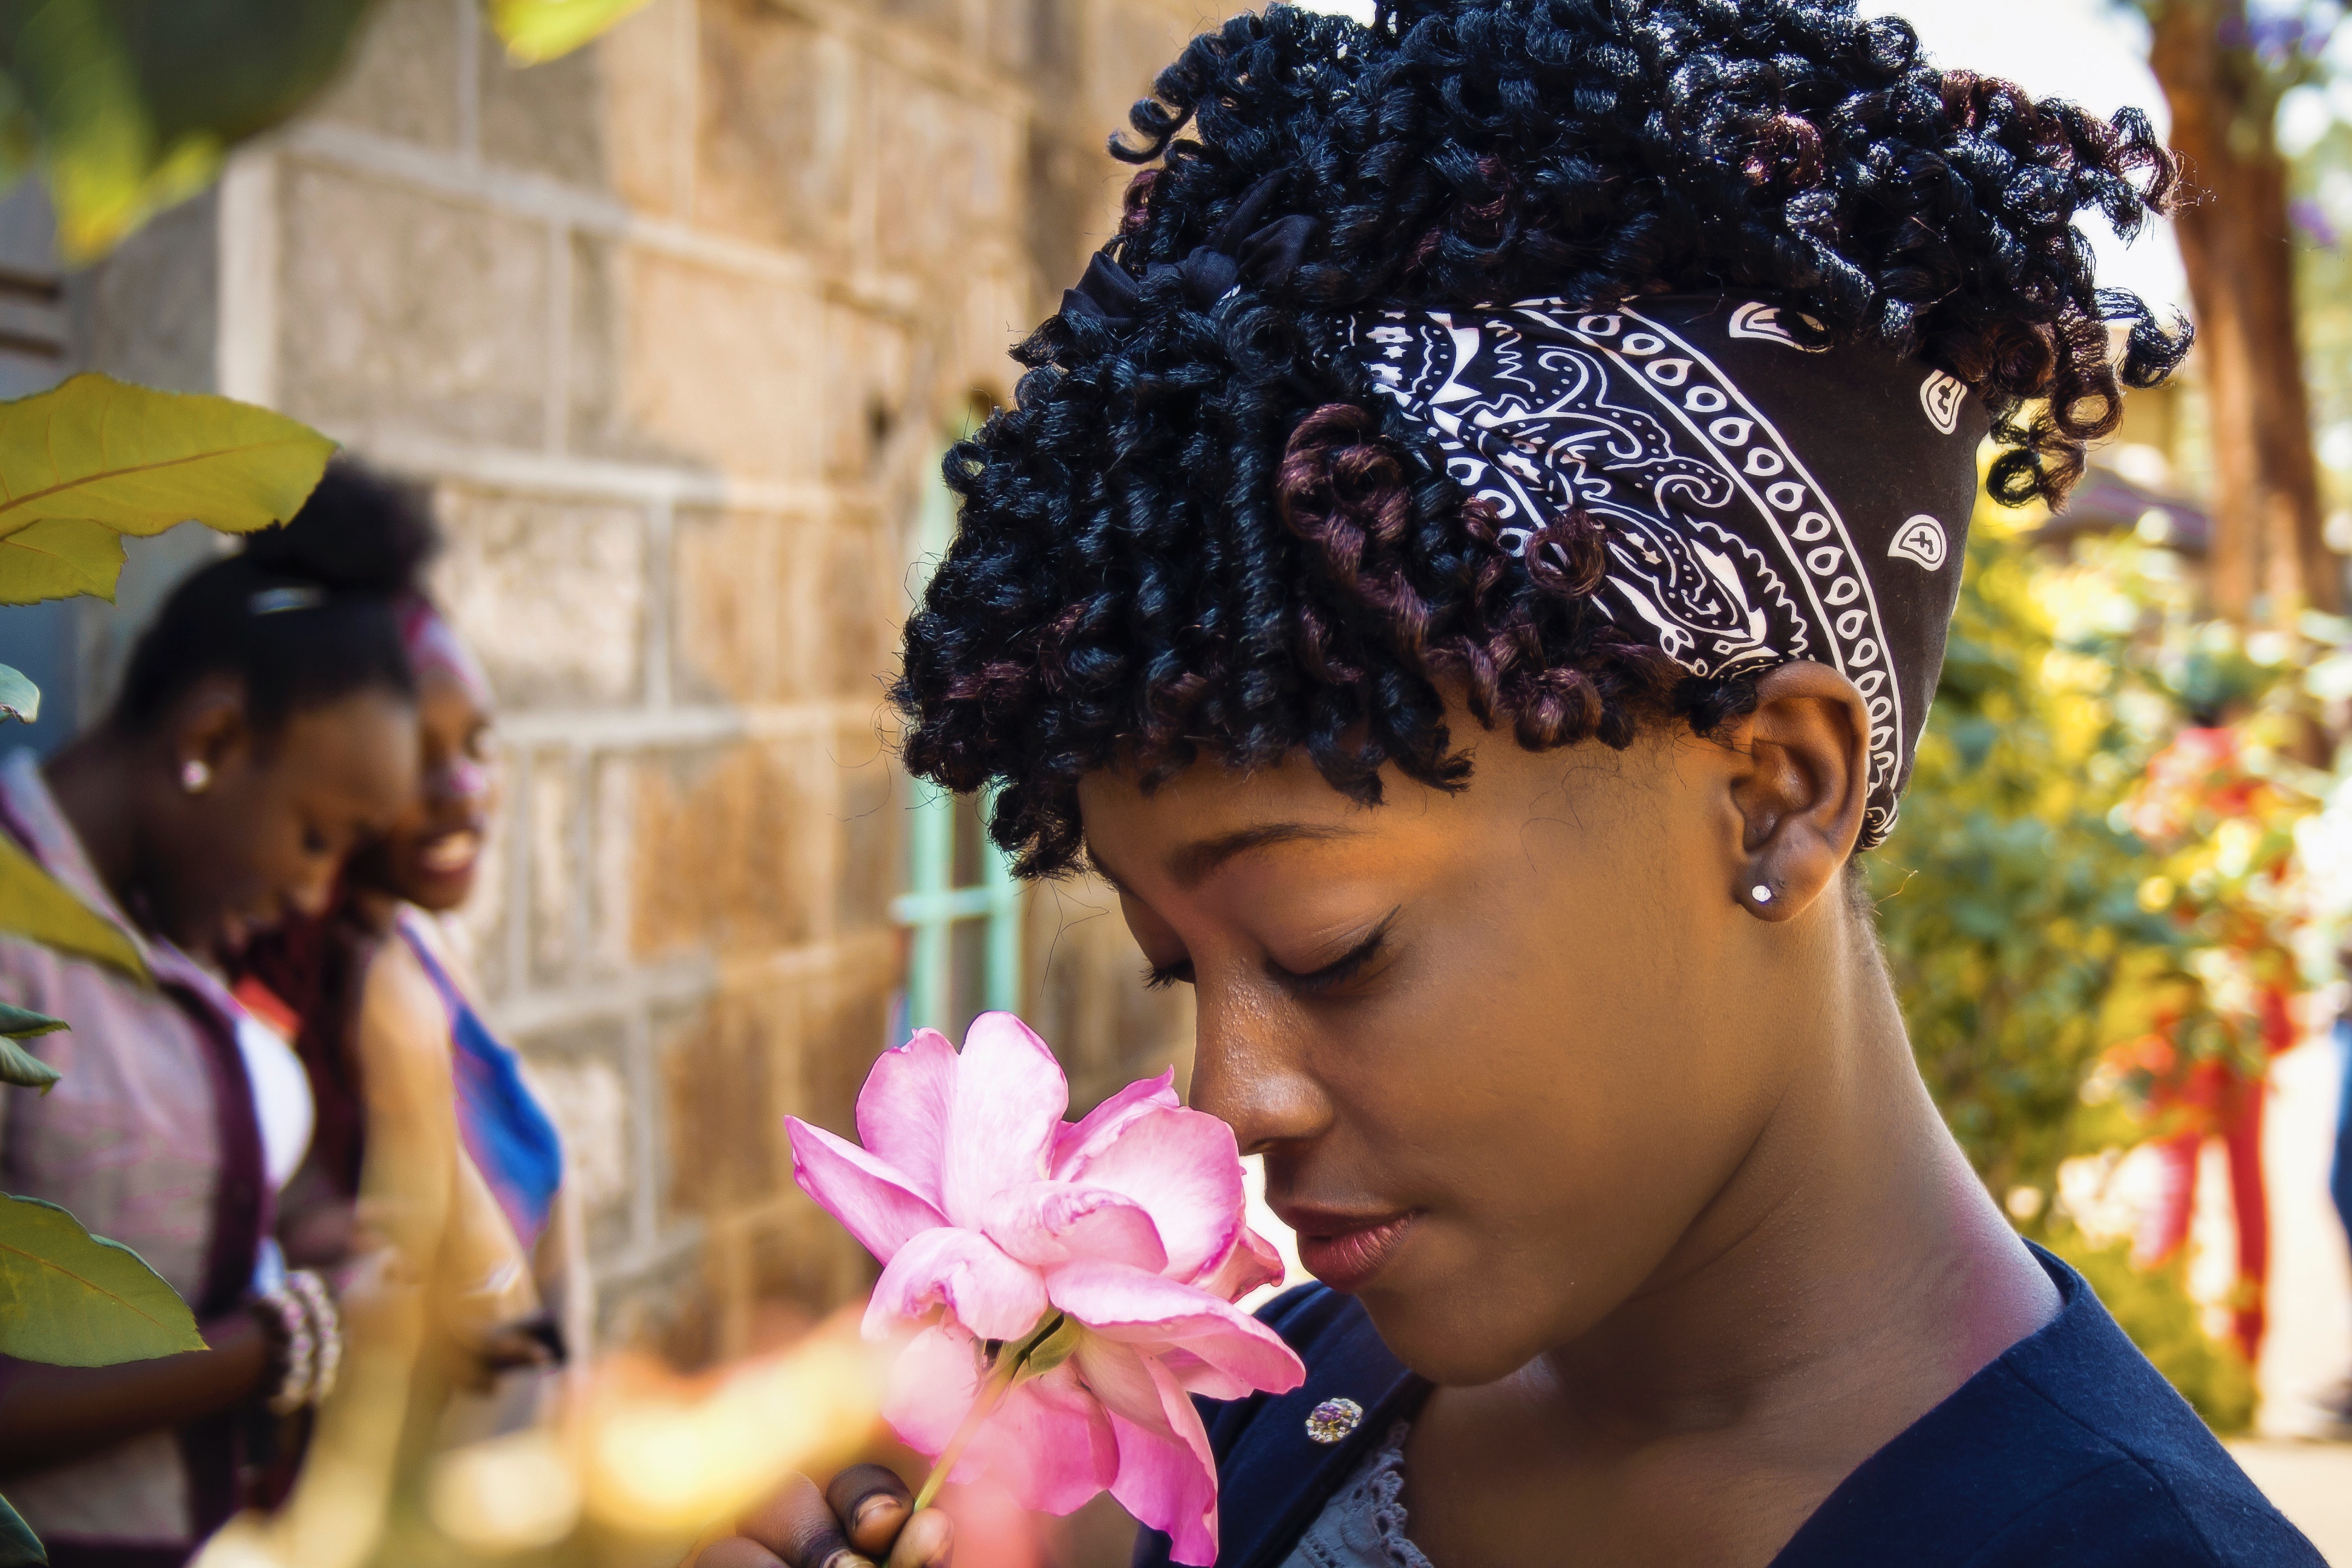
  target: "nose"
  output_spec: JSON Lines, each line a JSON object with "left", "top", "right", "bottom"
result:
{"left": 1186, "top": 978, "right": 1330, "bottom": 1157}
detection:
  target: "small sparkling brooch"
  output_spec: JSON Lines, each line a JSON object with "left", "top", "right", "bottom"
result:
{"left": 1304, "top": 1397, "right": 1364, "bottom": 1444}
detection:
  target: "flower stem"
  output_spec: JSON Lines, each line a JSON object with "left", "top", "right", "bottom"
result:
{"left": 910, "top": 1313, "right": 1067, "bottom": 1515}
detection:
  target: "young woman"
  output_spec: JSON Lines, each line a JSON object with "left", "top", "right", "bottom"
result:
{"left": 699, "top": 1, "right": 2321, "bottom": 1564}
{"left": 0, "top": 503, "right": 420, "bottom": 1567}
{"left": 211, "top": 469, "right": 578, "bottom": 1567}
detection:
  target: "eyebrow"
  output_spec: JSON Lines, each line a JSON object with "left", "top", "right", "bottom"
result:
{"left": 1089, "top": 822, "right": 1362, "bottom": 893}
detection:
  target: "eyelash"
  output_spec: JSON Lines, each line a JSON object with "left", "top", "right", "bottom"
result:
{"left": 1140, "top": 909, "right": 1401, "bottom": 995}
{"left": 1275, "top": 909, "right": 1399, "bottom": 995}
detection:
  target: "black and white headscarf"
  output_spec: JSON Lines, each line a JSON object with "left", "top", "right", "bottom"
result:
{"left": 1351, "top": 295, "right": 1987, "bottom": 847}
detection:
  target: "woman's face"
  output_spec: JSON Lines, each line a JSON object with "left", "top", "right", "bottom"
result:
{"left": 1079, "top": 705, "right": 1861, "bottom": 1385}
{"left": 350, "top": 667, "right": 501, "bottom": 912}
{"left": 158, "top": 687, "right": 420, "bottom": 959}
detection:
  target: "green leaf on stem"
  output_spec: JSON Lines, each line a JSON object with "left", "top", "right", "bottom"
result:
{"left": 0, "top": 0, "right": 376, "bottom": 261}
{"left": 0, "top": 1490, "right": 43, "bottom": 1566}
{"left": 0, "top": 1004, "right": 64, "bottom": 1095}
{"left": 488, "top": 0, "right": 658, "bottom": 62}
{"left": 0, "top": 1194, "right": 203, "bottom": 1366}
{"left": 0, "top": 833, "right": 148, "bottom": 984}
{"left": 0, "top": 374, "right": 336, "bottom": 604}
{"left": 0, "top": 667, "right": 36, "bottom": 725}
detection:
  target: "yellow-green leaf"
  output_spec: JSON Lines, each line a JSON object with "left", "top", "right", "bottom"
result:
{"left": 2, "top": 0, "right": 376, "bottom": 263}
{"left": 0, "top": 666, "right": 35, "bottom": 724}
{"left": 0, "top": 374, "right": 336, "bottom": 605}
{"left": 0, "top": 1491, "right": 42, "bottom": 1567}
{"left": 0, "top": 1041, "right": 57, "bottom": 1097}
{"left": 489, "top": 0, "right": 657, "bottom": 62}
{"left": 0, "top": 1195, "right": 203, "bottom": 1366}
{"left": 0, "top": 519, "right": 125, "bottom": 605}
{"left": 0, "top": 833, "right": 149, "bottom": 984}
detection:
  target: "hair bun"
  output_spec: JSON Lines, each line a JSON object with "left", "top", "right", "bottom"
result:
{"left": 240, "top": 459, "right": 439, "bottom": 597}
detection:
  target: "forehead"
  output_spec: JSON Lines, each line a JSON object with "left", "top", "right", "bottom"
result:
{"left": 269, "top": 693, "right": 419, "bottom": 808}
{"left": 1077, "top": 750, "right": 1441, "bottom": 890}
{"left": 416, "top": 665, "right": 491, "bottom": 728}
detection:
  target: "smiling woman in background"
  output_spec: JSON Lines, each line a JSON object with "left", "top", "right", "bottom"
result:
{"left": 0, "top": 491, "right": 419, "bottom": 1568}
{"left": 220, "top": 466, "right": 583, "bottom": 1568}
{"left": 699, "top": 0, "right": 2324, "bottom": 1564}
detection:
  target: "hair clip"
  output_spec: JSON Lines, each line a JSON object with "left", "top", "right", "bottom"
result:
{"left": 250, "top": 586, "right": 326, "bottom": 615}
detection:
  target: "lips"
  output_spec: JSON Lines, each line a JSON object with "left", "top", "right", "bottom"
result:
{"left": 417, "top": 829, "right": 481, "bottom": 876}
{"left": 1285, "top": 1210, "right": 1418, "bottom": 1293}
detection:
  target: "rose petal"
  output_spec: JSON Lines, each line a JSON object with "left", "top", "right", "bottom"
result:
{"left": 1077, "top": 1338, "right": 1220, "bottom": 1566}
{"left": 984, "top": 1182, "right": 1169, "bottom": 1273}
{"left": 1051, "top": 1070, "right": 1180, "bottom": 1177}
{"left": 867, "top": 1226, "right": 1051, "bottom": 1342}
{"left": 968, "top": 1361, "right": 1120, "bottom": 1515}
{"left": 787, "top": 1117, "right": 947, "bottom": 1263}
{"left": 858, "top": 1028, "right": 959, "bottom": 1208}
{"left": 1155, "top": 1345, "right": 1255, "bottom": 1402}
{"left": 1047, "top": 1260, "right": 1305, "bottom": 1396}
{"left": 941, "top": 1013, "right": 1070, "bottom": 1227}
{"left": 883, "top": 1322, "right": 984, "bottom": 1457}
{"left": 1057, "top": 1106, "right": 1246, "bottom": 1283}
{"left": 1197, "top": 1224, "right": 1285, "bottom": 1304}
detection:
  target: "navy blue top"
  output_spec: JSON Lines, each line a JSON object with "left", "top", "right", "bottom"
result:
{"left": 1137, "top": 1246, "right": 2321, "bottom": 1567}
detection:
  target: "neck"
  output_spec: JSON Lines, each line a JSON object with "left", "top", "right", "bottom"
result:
{"left": 1531, "top": 918, "right": 2057, "bottom": 1444}
{"left": 42, "top": 727, "right": 154, "bottom": 931}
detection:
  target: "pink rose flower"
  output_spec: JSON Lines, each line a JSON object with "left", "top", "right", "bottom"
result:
{"left": 785, "top": 1013, "right": 1304, "bottom": 1564}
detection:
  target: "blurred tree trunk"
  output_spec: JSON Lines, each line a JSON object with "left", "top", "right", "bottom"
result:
{"left": 2146, "top": 0, "right": 2342, "bottom": 618}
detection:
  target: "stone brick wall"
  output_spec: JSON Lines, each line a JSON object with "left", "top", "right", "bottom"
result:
{"left": 71, "top": 0, "right": 1212, "bottom": 1357}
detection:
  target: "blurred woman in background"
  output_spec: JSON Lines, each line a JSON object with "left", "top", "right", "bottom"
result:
{"left": 211, "top": 466, "right": 585, "bottom": 1567}
{"left": 0, "top": 495, "right": 420, "bottom": 1567}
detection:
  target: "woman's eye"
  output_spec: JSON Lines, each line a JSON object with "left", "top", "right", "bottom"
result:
{"left": 1142, "top": 959, "right": 1195, "bottom": 991}
{"left": 1270, "top": 908, "right": 1400, "bottom": 995}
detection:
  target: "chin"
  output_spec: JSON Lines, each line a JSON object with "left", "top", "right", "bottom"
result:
{"left": 1356, "top": 1284, "right": 1550, "bottom": 1386}
{"left": 403, "top": 872, "right": 474, "bottom": 912}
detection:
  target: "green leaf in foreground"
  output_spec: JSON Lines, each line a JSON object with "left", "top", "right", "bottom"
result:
{"left": 0, "top": 1004, "right": 63, "bottom": 1041}
{"left": 1, "top": 0, "right": 376, "bottom": 262}
{"left": 0, "top": 667, "right": 36, "bottom": 725}
{"left": 0, "top": 374, "right": 336, "bottom": 606}
{"left": 0, "top": 1005, "right": 64, "bottom": 1096}
{"left": 489, "top": 0, "right": 658, "bottom": 62}
{"left": 0, "top": 834, "right": 148, "bottom": 984}
{"left": 0, "top": 1491, "right": 42, "bottom": 1567}
{"left": 0, "top": 1042, "right": 59, "bottom": 1097}
{"left": 0, "top": 1195, "right": 202, "bottom": 1367}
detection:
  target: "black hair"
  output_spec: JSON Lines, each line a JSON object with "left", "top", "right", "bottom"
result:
{"left": 112, "top": 460, "right": 434, "bottom": 737}
{"left": 895, "top": 0, "right": 2189, "bottom": 876}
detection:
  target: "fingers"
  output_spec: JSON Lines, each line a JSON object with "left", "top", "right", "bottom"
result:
{"left": 826, "top": 1465, "right": 913, "bottom": 1559}
{"left": 702, "top": 1467, "right": 950, "bottom": 1568}
{"left": 690, "top": 1542, "right": 789, "bottom": 1568}
{"left": 884, "top": 1507, "right": 953, "bottom": 1568}
{"left": 733, "top": 1474, "right": 867, "bottom": 1567}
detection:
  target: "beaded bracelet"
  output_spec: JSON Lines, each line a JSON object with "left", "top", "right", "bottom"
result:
{"left": 286, "top": 1270, "right": 342, "bottom": 1402}
{"left": 250, "top": 1283, "right": 316, "bottom": 1415}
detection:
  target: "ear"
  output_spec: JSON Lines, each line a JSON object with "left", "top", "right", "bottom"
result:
{"left": 1717, "top": 661, "right": 1870, "bottom": 921}
{"left": 171, "top": 676, "right": 252, "bottom": 787}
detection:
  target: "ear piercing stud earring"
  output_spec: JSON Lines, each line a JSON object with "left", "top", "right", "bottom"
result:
{"left": 179, "top": 759, "right": 211, "bottom": 794}
{"left": 1749, "top": 883, "right": 1774, "bottom": 905}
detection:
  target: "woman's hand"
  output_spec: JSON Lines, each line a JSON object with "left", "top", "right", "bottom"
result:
{"left": 688, "top": 1466, "right": 953, "bottom": 1568}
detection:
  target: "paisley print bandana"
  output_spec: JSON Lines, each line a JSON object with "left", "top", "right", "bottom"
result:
{"left": 396, "top": 592, "right": 494, "bottom": 712}
{"left": 1351, "top": 294, "right": 1988, "bottom": 847}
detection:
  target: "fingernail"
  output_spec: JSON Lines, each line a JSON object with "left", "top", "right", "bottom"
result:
{"left": 854, "top": 1495, "right": 900, "bottom": 1529}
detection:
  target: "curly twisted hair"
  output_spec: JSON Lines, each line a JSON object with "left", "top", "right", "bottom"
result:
{"left": 895, "top": 0, "right": 2187, "bottom": 876}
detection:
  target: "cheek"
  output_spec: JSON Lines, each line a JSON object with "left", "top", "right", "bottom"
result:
{"left": 1337, "top": 849, "right": 1771, "bottom": 1357}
